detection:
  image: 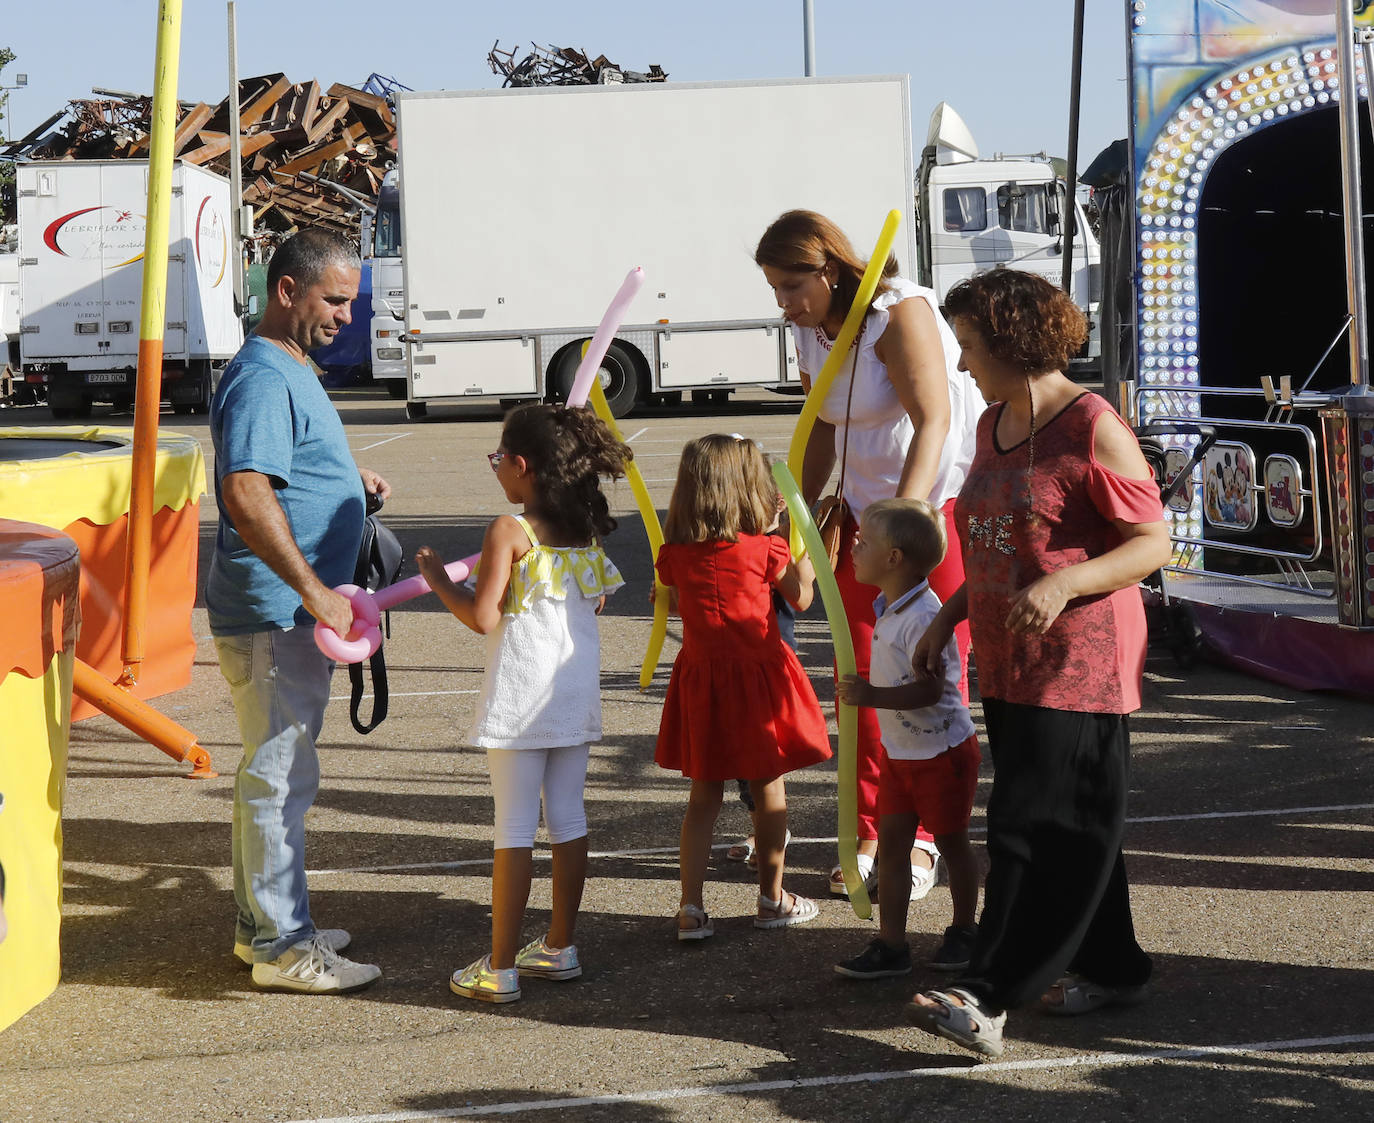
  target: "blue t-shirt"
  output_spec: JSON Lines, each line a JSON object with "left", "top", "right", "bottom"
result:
{"left": 207, "top": 335, "right": 364, "bottom": 635}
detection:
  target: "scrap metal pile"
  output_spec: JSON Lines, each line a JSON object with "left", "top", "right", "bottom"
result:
{"left": 0, "top": 75, "right": 398, "bottom": 241}
{"left": 488, "top": 41, "right": 666, "bottom": 87}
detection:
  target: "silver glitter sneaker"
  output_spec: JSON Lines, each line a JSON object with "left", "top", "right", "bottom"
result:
{"left": 514, "top": 936, "right": 582, "bottom": 980}
{"left": 450, "top": 954, "right": 521, "bottom": 1003}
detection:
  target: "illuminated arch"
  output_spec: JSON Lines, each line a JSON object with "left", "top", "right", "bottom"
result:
{"left": 1133, "top": 42, "right": 1368, "bottom": 537}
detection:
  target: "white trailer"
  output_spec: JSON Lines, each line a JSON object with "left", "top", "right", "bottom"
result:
{"left": 394, "top": 77, "right": 916, "bottom": 418}
{"left": 914, "top": 103, "right": 1102, "bottom": 373}
{"left": 15, "top": 159, "right": 243, "bottom": 419}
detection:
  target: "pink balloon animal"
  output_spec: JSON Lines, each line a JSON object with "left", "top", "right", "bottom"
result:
{"left": 313, "top": 550, "right": 480, "bottom": 663}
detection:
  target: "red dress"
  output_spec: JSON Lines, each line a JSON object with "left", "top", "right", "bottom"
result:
{"left": 654, "top": 534, "right": 832, "bottom": 782}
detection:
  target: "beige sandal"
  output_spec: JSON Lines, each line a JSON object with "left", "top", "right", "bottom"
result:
{"left": 754, "top": 890, "right": 819, "bottom": 929}
{"left": 676, "top": 903, "right": 714, "bottom": 941}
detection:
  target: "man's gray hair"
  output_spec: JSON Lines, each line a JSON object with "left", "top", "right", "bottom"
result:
{"left": 266, "top": 228, "right": 360, "bottom": 292}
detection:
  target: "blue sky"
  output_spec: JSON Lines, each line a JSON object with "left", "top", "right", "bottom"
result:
{"left": 2, "top": 1, "right": 1129, "bottom": 165}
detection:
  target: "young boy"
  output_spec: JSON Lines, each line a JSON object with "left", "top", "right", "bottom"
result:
{"left": 833, "top": 498, "right": 982, "bottom": 977}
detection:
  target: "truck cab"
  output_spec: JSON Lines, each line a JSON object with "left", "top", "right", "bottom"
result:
{"left": 915, "top": 103, "right": 1102, "bottom": 373}
{"left": 367, "top": 169, "right": 406, "bottom": 398}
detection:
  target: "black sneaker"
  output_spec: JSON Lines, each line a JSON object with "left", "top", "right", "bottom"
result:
{"left": 834, "top": 937, "right": 912, "bottom": 979}
{"left": 930, "top": 924, "right": 978, "bottom": 972}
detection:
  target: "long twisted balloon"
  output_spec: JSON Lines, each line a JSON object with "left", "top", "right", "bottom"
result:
{"left": 785, "top": 209, "right": 903, "bottom": 557}
{"left": 778, "top": 210, "right": 902, "bottom": 916}
{"left": 772, "top": 461, "right": 869, "bottom": 918}
{"left": 586, "top": 376, "right": 669, "bottom": 690}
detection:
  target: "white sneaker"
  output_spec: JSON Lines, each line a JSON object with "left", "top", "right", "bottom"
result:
{"left": 251, "top": 933, "right": 381, "bottom": 993}
{"left": 234, "top": 927, "right": 350, "bottom": 966}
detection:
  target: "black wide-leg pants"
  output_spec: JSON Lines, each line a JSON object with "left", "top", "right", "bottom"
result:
{"left": 959, "top": 698, "right": 1152, "bottom": 1013}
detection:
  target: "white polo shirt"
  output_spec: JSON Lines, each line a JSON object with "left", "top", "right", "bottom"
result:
{"left": 869, "top": 581, "right": 976, "bottom": 761}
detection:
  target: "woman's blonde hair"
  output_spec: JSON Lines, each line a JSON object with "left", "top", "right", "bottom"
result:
{"left": 664, "top": 434, "right": 776, "bottom": 544}
{"left": 754, "top": 209, "right": 896, "bottom": 316}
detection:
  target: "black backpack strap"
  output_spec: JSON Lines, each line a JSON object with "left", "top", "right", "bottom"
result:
{"left": 346, "top": 510, "right": 403, "bottom": 735}
{"left": 349, "top": 644, "right": 389, "bottom": 735}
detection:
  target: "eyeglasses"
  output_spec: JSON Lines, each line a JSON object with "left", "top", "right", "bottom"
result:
{"left": 487, "top": 451, "right": 507, "bottom": 472}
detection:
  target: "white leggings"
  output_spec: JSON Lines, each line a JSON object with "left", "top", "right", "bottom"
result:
{"left": 487, "top": 743, "right": 590, "bottom": 850}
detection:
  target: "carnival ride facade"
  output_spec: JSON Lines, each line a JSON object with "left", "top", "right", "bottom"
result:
{"left": 1127, "top": 0, "right": 1374, "bottom": 693}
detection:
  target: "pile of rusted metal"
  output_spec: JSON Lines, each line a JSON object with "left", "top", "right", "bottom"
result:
{"left": 0, "top": 75, "right": 397, "bottom": 240}
{"left": 488, "top": 42, "right": 667, "bottom": 87}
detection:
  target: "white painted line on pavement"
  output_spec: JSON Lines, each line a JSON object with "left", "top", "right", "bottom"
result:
{"left": 283, "top": 1031, "right": 1374, "bottom": 1123}
{"left": 1126, "top": 801, "right": 1374, "bottom": 824}
{"left": 623, "top": 427, "right": 648, "bottom": 443}
{"left": 304, "top": 801, "right": 1374, "bottom": 877}
{"left": 354, "top": 432, "right": 413, "bottom": 452}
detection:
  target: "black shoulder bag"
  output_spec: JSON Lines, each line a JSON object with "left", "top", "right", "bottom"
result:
{"left": 348, "top": 499, "right": 404, "bottom": 734}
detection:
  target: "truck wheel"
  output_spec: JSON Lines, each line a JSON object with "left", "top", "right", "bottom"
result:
{"left": 405, "top": 400, "right": 428, "bottom": 420}
{"left": 385, "top": 380, "right": 408, "bottom": 400}
{"left": 552, "top": 341, "right": 641, "bottom": 418}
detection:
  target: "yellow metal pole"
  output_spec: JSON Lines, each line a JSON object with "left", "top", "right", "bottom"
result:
{"left": 120, "top": 0, "right": 183, "bottom": 684}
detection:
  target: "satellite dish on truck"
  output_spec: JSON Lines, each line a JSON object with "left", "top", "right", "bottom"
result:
{"left": 926, "top": 102, "right": 979, "bottom": 166}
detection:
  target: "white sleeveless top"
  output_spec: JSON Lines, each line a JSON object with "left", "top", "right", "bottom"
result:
{"left": 791, "top": 277, "right": 983, "bottom": 513}
{"left": 465, "top": 515, "right": 623, "bottom": 749}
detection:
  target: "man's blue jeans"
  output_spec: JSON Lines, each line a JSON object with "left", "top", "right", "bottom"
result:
{"left": 214, "top": 626, "right": 332, "bottom": 962}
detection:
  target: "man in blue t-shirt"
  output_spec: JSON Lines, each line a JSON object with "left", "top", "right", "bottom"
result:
{"left": 209, "top": 229, "right": 390, "bottom": 994}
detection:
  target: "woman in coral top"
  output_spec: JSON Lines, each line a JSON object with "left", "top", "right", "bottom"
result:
{"left": 907, "top": 270, "right": 1171, "bottom": 1059}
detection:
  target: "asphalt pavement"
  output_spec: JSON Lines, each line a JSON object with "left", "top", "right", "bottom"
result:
{"left": 1, "top": 387, "right": 1371, "bottom": 1123}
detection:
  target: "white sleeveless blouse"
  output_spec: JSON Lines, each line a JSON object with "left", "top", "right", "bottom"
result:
{"left": 791, "top": 277, "right": 982, "bottom": 513}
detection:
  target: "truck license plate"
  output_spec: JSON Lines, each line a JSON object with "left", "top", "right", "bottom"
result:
{"left": 87, "top": 373, "right": 127, "bottom": 384}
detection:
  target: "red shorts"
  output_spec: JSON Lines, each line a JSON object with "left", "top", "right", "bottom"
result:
{"left": 878, "top": 733, "right": 981, "bottom": 836}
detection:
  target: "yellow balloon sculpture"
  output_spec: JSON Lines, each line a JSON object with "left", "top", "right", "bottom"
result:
{"left": 786, "top": 209, "right": 903, "bottom": 556}
{"left": 781, "top": 208, "right": 902, "bottom": 916}
{"left": 586, "top": 377, "right": 669, "bottom": 691}
{"left": 772, "top": 461, "right": 870, "bottom": 918}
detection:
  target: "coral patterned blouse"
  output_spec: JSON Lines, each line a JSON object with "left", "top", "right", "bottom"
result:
{"left": 955, "top": 393, "right": 1164, "bottom": 714}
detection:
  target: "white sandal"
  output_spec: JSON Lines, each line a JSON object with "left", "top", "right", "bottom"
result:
{"left": 829, "top": 852, "right": 877, "bottom": 897}
{"left": 754, "top": 890, "right": 819, "bottom": 929}
{"left": 906, "top": 987, "right": 1007, "bottom": 1058}
{"left": 676, "top": 903, "right": 714, "bottom": 941}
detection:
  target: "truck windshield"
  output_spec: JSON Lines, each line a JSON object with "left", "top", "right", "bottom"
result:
{"left": 998, "top": 183, "right": 1051, "bottom": 234}
{"left": 373, "top": 192, "right": 401, "bottom": 257}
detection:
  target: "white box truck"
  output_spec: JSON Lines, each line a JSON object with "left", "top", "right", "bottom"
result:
{"left": 394, "top": 77, "right": 916, "bottom": 418}
{"left": 914, "top": 103, "right": 1102, "bottom": 373}
{"left": 15, "top": 159, "right": 243, "bottom": 419}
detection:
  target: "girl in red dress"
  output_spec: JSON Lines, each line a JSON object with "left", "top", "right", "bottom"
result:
{"left": 655, "top": 434, "right": 832, "bottom": 939}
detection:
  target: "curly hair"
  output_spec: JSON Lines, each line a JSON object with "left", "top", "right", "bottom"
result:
{"left": 942, "top": 268, "right": 1088, "bottom": 374}
{"left": 500, "top": 404, "right": 632, "bottom": 542}
{"left": 754, "top": 209, "right": 896, "bottom": 321}
{"left": 664, "top": 434, "right": 777, "bottom": 544}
